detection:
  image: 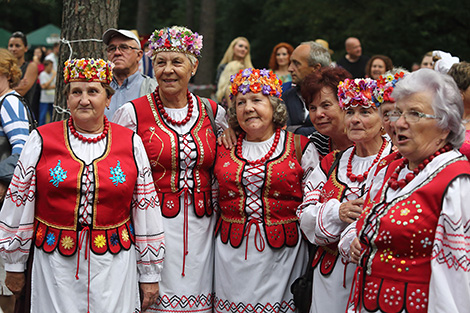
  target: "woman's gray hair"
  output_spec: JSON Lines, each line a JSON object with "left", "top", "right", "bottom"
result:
{"left": 227, "top": 95, "right": 288, "bottom": 133}
{"left": 392, "top": 68, "right": 465, "bottom": 148}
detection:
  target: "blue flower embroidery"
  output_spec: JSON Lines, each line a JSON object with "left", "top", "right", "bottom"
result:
{"left": 49, "top": 160, "right": 67, "bottom": 187}
{"left": 129, "top": 224, "right": 134, "bottom": 236}
{"left": 110, "top": 233, "right": 119, "bottom": 246}
{"left": 46, "top": 233, "right": 56, "bottom": 246}
{"left": 109, "top": 161, "right": 126, "bottom": 186}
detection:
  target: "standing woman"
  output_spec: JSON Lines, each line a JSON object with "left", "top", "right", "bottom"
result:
{"left": 215, "top": 37, "right": 253, "bottom": 86}
{"left": 348, "top": 68, "right": 470, "bottom": 313}
{"left": 297, "top": 78, "right": 393, "bottom": 313}
{"left": 0, "top": 58, "right": 165, "bottom": 313}
{"left": 269, "top": 42, "right": 294, "bottom": 85}
{"left": 213, "top": 68, "right": 318, "bottom": 312}
{"left": 113, "top": 26, "right": 228, "bottom": 313}
{"left": 7, "top": 32, "right": 38, "bottom": 105}
{"left": 365, "top": 55, "right": 393, "bottom": 80}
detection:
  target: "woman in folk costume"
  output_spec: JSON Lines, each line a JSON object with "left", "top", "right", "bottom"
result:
{"left": 113, "top": 26, "right": 228, "bottom": 313}
{"left": 297, "top": 78, "right": 393, "bottom": 313}
{"left": 0, "top": 58, "right": 165, "bottom": 313}
{"left": 213, "top": 68, "right": 319, "bottom": 312}
{"left": 347, "top": 69, "right": 470, "bottom": 313}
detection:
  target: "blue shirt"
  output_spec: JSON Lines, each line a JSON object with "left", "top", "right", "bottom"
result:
{"left": 106, "top": 71, "right": 145, "bottom": 120}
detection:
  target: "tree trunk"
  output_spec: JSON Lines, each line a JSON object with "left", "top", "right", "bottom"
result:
{"left": 53, "top": 0, "right": 121, "bottom": 122}
{"left": 186, "top": 0, "right": 194, "bottom": 29}
{"left": 193, "top": 0, "right": 216, "bottom": 98}
{"left": 136, "top": 0, "right": 149, "bottom": 35}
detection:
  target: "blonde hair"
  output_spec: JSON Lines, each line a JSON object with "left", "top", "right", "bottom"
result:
{"left": 218, "top": 37, "right": 253, "bottom": 68}
{"left": 216, "top": 60, "right": 245, "bottom": 103}
{"left": 0, "top": 48, "right": 22, "bottom": 88}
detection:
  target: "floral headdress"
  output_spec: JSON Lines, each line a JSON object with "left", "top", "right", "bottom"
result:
{"left": 147, "top": 26, "right": 203, "bottom": 58}
{"left": 63, "top": 58, "right": 114, "bottom": 84}
{"left": 337, "top": 78, "right": 377, "bottom": 109}
{"left": 372, "top": 71, "right": 406, "bottom": 106}
{"left": 229, "top": 68, "right": 282, "bottom": 99}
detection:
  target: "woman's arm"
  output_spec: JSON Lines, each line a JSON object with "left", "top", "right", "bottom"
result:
{"left": 429, "top": 175, "right": 470, "bottom": 312}
{"left": 15, "top": 62, "right": 38, "bottom": 96}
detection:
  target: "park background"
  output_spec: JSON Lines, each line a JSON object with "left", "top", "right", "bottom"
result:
{"left": 1, "top": 0, "right": 470, "bottom": 111}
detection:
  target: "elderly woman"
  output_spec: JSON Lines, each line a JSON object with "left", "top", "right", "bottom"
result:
{"left": 213, "top": 68, "right": 318, "bottom": 312}
{"left": 113, "top": 26, "right": 228, "bottom": 313}
{"left": 347, "top": 69, "right": 470, "bottom": 313}
{"left": 301, "top": 67, "right": 353, "bottom": 158}
{"left": 448, "top": 62, "right": 470, "bottom": 159}
{"left": 0, "top": 58, "right": 165, "bottom": 312}
{"left": 297, "top": 78, "right": 393, "bottom": 313}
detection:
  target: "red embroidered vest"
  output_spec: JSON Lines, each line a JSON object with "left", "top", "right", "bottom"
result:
{"left": 214, "top": 131, "right": 308, "bottom": 249}
{"left": 132, "top": 93, "right": 217, "bottom": 218}
{"left": 34, "top": 121, "right": 138, "bottom": 256}
{"left": 355, "top": 156, "right": 470, "bottom": 313}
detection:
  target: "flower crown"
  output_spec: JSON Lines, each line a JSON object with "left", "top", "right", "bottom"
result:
{"left": 147, "top": 26, "right": 203, "bottom": 58}
{"left": 229, "top": 68, "right": 282, "bottom": 99}
{"left": 63, "top": 58, "right": 114, "bottom": 84}
{"left": 372, "top": 72, "right": 406, "bottom": 106}
{"left": 337, "top": 78, "right": 377, "bottom": 109}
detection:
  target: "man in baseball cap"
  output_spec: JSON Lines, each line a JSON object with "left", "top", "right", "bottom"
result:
{"left": 102, "top": 28, "right": 157, "bottom": 119}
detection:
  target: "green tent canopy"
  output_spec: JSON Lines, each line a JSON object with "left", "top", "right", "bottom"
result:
{"left": 26, "top": 24, "right": 61, "bottom": 47}
{"left": 0, "top": 28, "right": 11, "bottom": 48}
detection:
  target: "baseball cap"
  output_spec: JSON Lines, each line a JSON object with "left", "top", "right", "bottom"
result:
{"left": 102, "top": 28, "right": 140, "bottom": 46}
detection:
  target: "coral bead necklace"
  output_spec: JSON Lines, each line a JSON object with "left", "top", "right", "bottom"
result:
{"left": 237, "top": 128, "right": 281, "bottom": 165}
{"left": 155, "top": 87, "right": 193, "bottom": 126}
{"left": 388, "top": 144, "right": 452, "bottom": 190}
{"left": 68, "top": 116, "right": 109, "bottom": 143}
{"left": 346, "top": 139, "right": 387, "bottom": 183}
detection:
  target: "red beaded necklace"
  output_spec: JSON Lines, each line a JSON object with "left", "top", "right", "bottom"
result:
{"left": 68, "top": 116, "right": 109, "bottom": 144}
{"left": 388, "top": 144, "right": 452, "bottom": 190}
{"left": 237, "top": 128, "right": 281, "bottom": 165}
{"left": 346, "top": 139, "right": 388, "bottom": 183}
{"left": 155, "top": 87, "right": 193, "bottom": 126}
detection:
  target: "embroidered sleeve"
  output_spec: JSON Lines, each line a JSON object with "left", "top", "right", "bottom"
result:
{"left": 112, "top": 102, "right": 137, "bottom": 132}
{"left": 301, "top": 141, "right": 320, "bottom": 190}
{"left": 0, "top": 131, "right": 41, "bottom": 272}
{"left": 131, "top": 134, "right": 165, "bottom": 282}
{"left": 429, "top": 176, "right": 470, "bottom": 312}
{"left": 214, "top": 104, "right": 228, "bottom": 135}
{"left": 338, "top": 222, "right": 357, "bottom": 261}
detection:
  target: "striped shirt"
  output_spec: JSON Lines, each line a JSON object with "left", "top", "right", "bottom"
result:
{"left": 0, "top": 91, "right": 30, "bottom": 155}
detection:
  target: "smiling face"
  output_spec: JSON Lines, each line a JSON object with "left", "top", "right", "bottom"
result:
{"left": 420, "top": 55, "right": 433, "bottom": 69}
{"left": 233, "top": 39, "right": 249, "bottom": 61}
{"left": 370, "top": 58, "right": 386, "bottom": 80}
{"left": 67, "top": 82, "right": 110, "bottom": 128}
{"left": 392, "top": 92, "right": 449, "bottom": 168}
{"left": 344, "top": 106, "right": 382, "bottom": 145}
{"left": 235, "top": 92, "right": 275, "bottom": 142}
{"left": 276, "top": 47, "right": 290, "bottom": 67}
{"left": 308, "top": 86, "right": 345, "bottom": 137}
{"left": 153, "top": 51, "right": 197, "bottom": 96}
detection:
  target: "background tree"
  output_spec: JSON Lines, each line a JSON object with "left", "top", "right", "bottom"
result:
{"left": 53, "top": 0, "right": 121, "bottom": 121}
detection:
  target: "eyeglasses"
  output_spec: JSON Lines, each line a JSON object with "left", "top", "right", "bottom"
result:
{"left": 388, "top": 110, "right": 439, "bottom": 123}
{"left": 106, "top": 44, "right": 140, "bottom": 54}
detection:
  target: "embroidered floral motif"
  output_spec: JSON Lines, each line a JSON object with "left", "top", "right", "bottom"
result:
{"left": 61, "top": 236, "right": 74, "bottom": 249}
{"left": 94, "top": 234, "right": 106, "bottom": 248}
{"left": 121, "top": 229, "right": 129, "bottom": 242}
{"left": 421, "top": 237, "right": 431, "bottom": 248}
{"left": 129, "top": 224, "right": 134, "bottom": 236}
{"left": 49, "top": 160, "right": 67, "bottom": 187}
{"left": 400, "top": 208, "right": 410, "bottom": 216}
{"left": 273, "top": 191, "right": 280, "bottom": 198}
{"left": 228, "top": 191, "right": 236, "bottom": 198}
{"left": 110, "top": 233, "right": 119, "bottom": 246}
{"left": 46, "top": 233, "right": 56, "bottom": 246}
{"left": 109, "top": 161, "right": 126, "bottom": 186}
{"left": 289, "top": 161, "right": 295, "bottom": 169}
{"left": 36, "top": 228, "right": 44, "bottom": 241}
{"left": 166, "top": 200, "right": 175, "bottom": 209}
{"left": 223, "top": 162, "right": 231, "bottom": 168}
{"left": 198, "top": 200, "right": 204, "bottom": 209}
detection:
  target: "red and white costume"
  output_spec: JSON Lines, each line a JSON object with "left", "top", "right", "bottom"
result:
{"left": 113, "top": 93, "right": 228, "bottom": 313}
{"left": 213, "top": 130, "right": 319, "bottom": 313}
{"left": 348, "top": 149, "right": 470, "bottom": 313}
{"left": 0, "top": 121, "right": 165, "bottom": 313}
{"left": 297, "top": 140, "right": 392, "bottom": 313}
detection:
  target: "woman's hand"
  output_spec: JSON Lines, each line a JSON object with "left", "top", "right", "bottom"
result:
{"left": 350, "top": 237, "right": 362, "bottom": 264}
{"left": 140, "top": 282, "right": 159, "bottom": 312}
{"left": 217, "top": 128, "right": 237, "bottom": 149}
{"left": 5, "top": 271, "right": 25, "bottom": 299}
{"left": 339, "top": 198, "right": 364, "bottom": 223}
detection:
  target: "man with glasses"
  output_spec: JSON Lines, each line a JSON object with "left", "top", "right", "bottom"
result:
{"left": 102, "top": 28, "right": 157, "bottom": 119}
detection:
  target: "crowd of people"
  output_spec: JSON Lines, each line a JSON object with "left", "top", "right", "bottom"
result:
{"left": 0, "top": 25, "right": 469, "bottom": 313}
